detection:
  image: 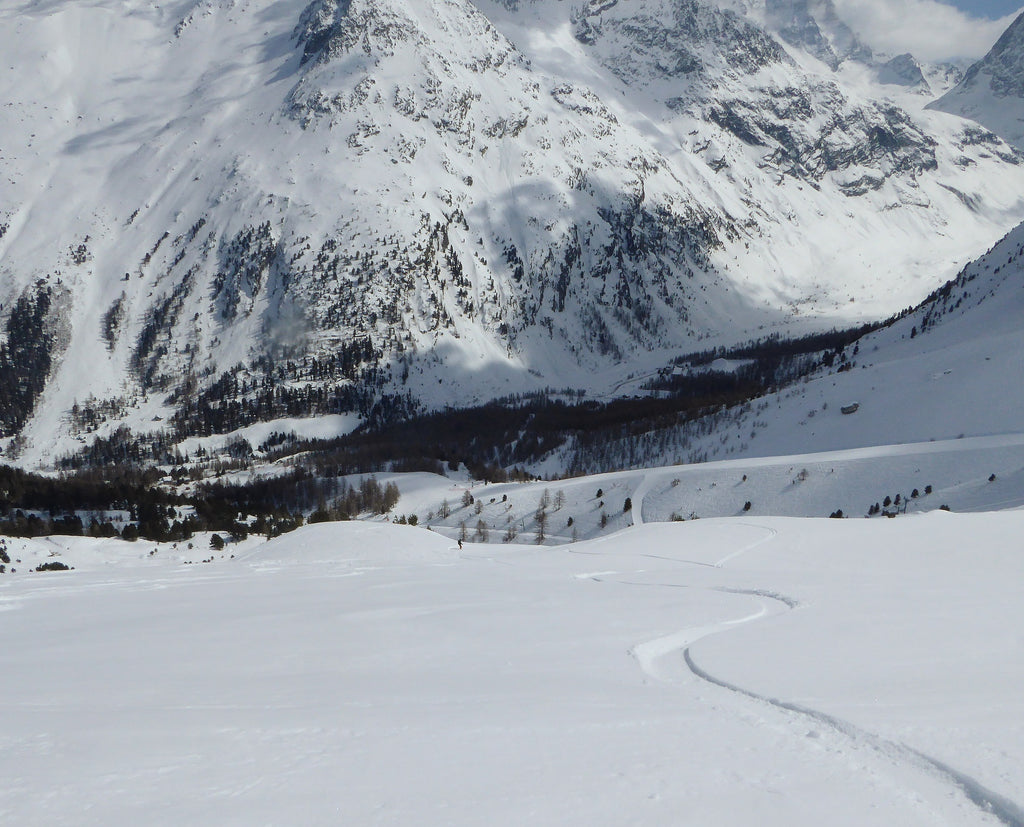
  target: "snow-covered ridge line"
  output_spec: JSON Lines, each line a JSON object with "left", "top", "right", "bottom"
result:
{"left": 930, "top": 9, "right": 1024, "bottom": 148}
{"left": 3, "top": 0, "right": 1024, "bottom": 465}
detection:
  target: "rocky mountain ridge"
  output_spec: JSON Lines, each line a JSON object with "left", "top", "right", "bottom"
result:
{"left": 1, "top": 0, "right": 1024, "bottom": 467}
{"left": 930, "top": 10, "right": 1024, "bottom": 147}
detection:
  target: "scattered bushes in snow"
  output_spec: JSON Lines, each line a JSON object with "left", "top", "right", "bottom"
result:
{"left": 35, "top": 561, "right": 71, "bottom": 572}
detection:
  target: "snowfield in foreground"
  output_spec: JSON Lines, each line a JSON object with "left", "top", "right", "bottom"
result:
{"left": 2, "top": 515, "right": 1023, "bottom": 825}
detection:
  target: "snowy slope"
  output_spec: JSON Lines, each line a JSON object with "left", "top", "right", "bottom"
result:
{"left": 343, "top": 430, "right": 1024, "bottom": 549}
{"left": 3, "top": 0, "right": 1024, "bottom": 463}
{"left": 524, "top": 213, "right": 1024, "bottom": 487}
{"left": 340, "top": 218, "right": 1024, "bottom": 530}
{"left": 2, "top": 516, "right": 1023, "bottom": 824}
{"left": 672, "top": 219, "right": 1024, "bottom": 465}
{"left": 930, "top": 10, "right": 1024, "bottom": 147}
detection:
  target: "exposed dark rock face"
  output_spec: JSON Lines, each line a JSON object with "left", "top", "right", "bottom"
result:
{"left": 574, "top": 0, "right": 791, "bottom": 81}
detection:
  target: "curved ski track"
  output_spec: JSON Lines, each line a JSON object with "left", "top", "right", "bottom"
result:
{"left": 683, "top": 642, "right": 1024, "bottom": 827}
{"left": 616, "top": 535, "right": 1024, "bottom": 826}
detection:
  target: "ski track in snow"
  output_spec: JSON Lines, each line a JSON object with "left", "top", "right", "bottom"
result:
{"left": 683, "top": 643, "right": 1024, "bottom": 827}
{"left": 633, "top": 521, "right": 779, "bottom": 569}
{"left": 632, "top": 470, "right": 781, "bottom": 571}
{"left": 614, "top": 543, "right": 1024, "bottom": 826}
{"left": 631, "top": 473, "right": 653, "bottom": 527}
{"left": 630, "top": 598, "right": 777, "bottom": 683}
{"left": 5, "top": 516, "right": 1024, "bottom": 823}
{"left": 709, "top": 523, "right": 779, "bottom": 567}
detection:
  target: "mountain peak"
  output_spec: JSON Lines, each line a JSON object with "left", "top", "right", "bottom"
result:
{"left": 879, "top": 53, "right": 930, "bottom": 93}
{"left": 766, "top": 0, "right": 840, "bottom": 69}
{"left": 3, "top": 0, "right": 1024, "bottom": 467}
{"left": 929, "top": 10, "right": 1024, "bottom": 146}
{"left": 956, "top": 9, "right": 1024, "bottom": 99}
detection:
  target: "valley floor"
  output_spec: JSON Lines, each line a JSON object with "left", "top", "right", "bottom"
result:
{"left": 1, "top": 512, "right": 1023, "bottom": 825}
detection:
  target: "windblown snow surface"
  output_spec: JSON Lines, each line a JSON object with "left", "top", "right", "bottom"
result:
{"left": 3, "top": 495, "right": 1024, "bottom": 824}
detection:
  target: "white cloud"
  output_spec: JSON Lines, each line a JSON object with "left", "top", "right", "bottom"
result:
{"left": 831, "top": 0, "right": 1022, "bottom": 61}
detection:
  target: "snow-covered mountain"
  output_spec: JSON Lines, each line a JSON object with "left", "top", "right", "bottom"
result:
{"left": 3, "top": 0, "right": 1024, "bottom": 465}
{"left": 561, "top": 212, "right": 1024, "bottom": 476}
{"left": 929, "top": 10, "right": 1024, "bottom": 148}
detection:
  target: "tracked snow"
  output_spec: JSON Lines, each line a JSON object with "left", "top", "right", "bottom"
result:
{"left": 1, "top": 514, "right": 1023, "bottom": 824}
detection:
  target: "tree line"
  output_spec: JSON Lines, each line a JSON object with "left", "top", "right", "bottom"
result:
{"left": 0, "top": 463, "right": 399, "bottom": 542}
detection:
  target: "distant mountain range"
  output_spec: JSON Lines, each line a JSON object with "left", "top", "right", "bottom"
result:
{"left": 2, "top": 0, "right": 1024, "bottom": 467}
